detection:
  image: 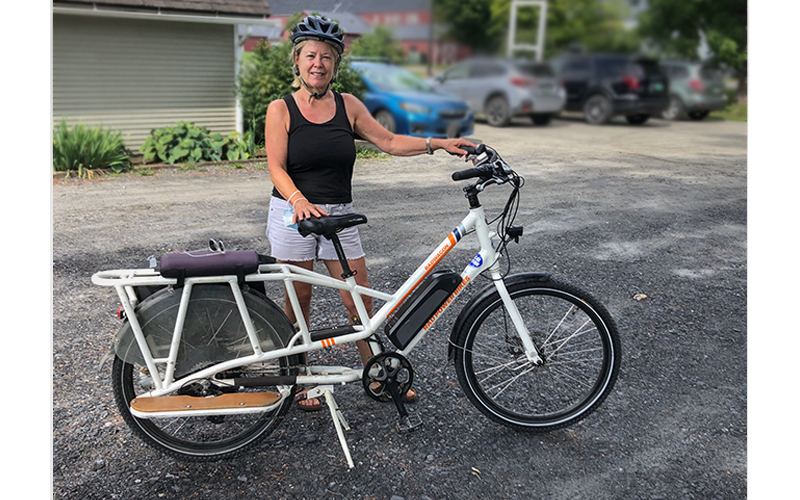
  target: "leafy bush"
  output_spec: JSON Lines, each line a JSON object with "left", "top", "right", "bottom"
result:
{"left": 53, "top": 120, "right": 132, "bottom": 176}
{"left": 236, "top": 40, "right": 366, "bottom": 145}
{"left": 140, "top": 122, "right": 251, "bottom": 164}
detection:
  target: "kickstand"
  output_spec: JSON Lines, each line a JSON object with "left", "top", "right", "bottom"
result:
{"left": 307, "top": 386, "right": 354, "bottom": 468}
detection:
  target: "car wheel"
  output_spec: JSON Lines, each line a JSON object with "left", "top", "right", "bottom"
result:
{"left": 626, "top": 114, "right": 650, "bottom": 125}
{"left": 583, "top": 94, "right": 613, "bottom": 125}
{"left": 531, "top": 113, "right": 553, "bottom": 126}
{"left": 374, "top": 110, "right": 396, "bottom": 133}
{"left": 662, "top": 95, "right": 685, "bottom": 120}
{"left": 687, "top": 110, "right": 710, "bottom": 121}
{"left": 485, "top": 96, "right": 511, "bottom": 127}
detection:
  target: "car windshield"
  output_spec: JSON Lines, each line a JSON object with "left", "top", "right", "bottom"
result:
{"left": 356, "top": 65, "right": 433, "bottom": 92}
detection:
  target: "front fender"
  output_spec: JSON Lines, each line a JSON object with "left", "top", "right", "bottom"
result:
{"left": 447, "top": 272, "right": 550, "bottom": 361}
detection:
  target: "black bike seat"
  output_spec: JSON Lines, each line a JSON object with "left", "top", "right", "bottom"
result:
{"left": 297, "top": 213, "right": 368, "bottom": 237}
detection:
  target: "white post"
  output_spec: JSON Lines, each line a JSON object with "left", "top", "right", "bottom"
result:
{"left": 507, "top": 0, "right": 548, "bottom": 61}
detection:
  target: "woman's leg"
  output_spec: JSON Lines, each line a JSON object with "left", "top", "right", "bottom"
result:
{"left": 279, "top": 260, "right": 322, "bottom": 410}
{"left": 323, "top": 257, "right": 374, "bottom": 363}
{"left": 324, "top": 258, "right": 417, "bottom": 401}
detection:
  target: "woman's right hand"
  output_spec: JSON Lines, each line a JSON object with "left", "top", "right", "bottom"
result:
{"left": 292, "top": 198, "right": 328, "bottom": 224}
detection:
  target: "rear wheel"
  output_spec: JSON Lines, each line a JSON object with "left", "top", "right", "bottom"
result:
{"left": 453, "top": 276, "right": 620, "bottom": 432}
{"left": 583, "top": 95, "right": 613, "bottom": 125}
{"left": 111, "top": 285, "right": 297, "bottom": 461}
{"left": 485, "top": 96, "right": 511, "bottom": 127}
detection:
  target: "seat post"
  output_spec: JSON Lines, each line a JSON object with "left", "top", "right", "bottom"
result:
{"left": 328, "top": 234, "right": 356, "bottom": 279}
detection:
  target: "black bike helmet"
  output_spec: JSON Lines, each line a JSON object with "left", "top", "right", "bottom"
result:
{"left": 290, "top": 15, "right": 345, "bottom": 54}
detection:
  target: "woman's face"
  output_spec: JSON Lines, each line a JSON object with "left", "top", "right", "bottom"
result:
{"left": 295, "top": 40, "right": 337, "bottom": 89}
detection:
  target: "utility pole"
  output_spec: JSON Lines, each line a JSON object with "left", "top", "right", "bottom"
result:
{"left": 506, "top": 0, "right": 548, "bottom": 61}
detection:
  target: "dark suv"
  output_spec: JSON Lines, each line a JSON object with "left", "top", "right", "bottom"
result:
{"left": 551, "top": 53, "right": 670, "bottom": 125}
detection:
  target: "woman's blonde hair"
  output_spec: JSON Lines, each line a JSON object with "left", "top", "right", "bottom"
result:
{"left": 291, "top": 39, "right": 342, "bottom": 88}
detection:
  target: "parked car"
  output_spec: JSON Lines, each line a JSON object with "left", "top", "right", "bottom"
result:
{"left": 427, "top": 57, "right": 566, "bottom": 127}
{"left": 659, "top": 60, "right": 728, "bottom": 120}
{"left": 350, "top": 61, "right": 474, "bottom": 138}
{"left": 551, "top": 53, "right": 669, "bottom": 125}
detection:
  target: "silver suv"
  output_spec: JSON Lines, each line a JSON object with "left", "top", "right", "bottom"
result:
{"left": 428, "top": 58, "right": 566, "bottom": 127}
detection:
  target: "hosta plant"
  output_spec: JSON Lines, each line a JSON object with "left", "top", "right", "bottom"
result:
{"left": 140, "top": 122, "right": 251, "bottom": 164}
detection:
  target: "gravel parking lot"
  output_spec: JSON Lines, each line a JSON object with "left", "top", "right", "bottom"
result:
{"left": 52, "top": 116, "right": 747, "bottom": 499}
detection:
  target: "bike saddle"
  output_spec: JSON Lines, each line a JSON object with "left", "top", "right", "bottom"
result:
{"left": 297, "top": 214, "right": 368, "bottom": 238}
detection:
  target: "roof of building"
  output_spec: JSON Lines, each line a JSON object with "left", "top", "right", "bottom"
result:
{"left": 54, "top": 0, "right": 272, "bottom": 17}
{"left": 265, "top": 0, "right": 430, "bottom": 16}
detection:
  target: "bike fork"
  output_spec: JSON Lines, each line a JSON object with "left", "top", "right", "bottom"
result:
{"left": 491, "top": 272, "right": 544, "bottom": 365}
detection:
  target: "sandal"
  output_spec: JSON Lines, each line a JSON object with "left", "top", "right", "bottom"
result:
{"left": 369, "top": 382, "right": 418, "bottom": 403}
{"left": 294, "top": 388, "right": 324, "bottom": 412}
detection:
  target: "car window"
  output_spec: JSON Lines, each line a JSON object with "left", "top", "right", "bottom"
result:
{"left": 700, "top": 66, "right": 724, "bottom": 82}
{"left": 669, "top": 66, "right": 690, "bottom": 79}
{"left": 633, "top": 59, "right": 663, "bottom": 78}
{"left": 469, "top": 63, "right": 506, "bottom": 78}
{"left": 516, "top": 63, "right": 555, "bottom": 77}
{"left": 596, "top": 57, "right": 629, "bottom": 79}
{"left": 357, "top": 64, "right": 434, "bottom": 92}
{"left": 563, "top": 58, "right": 590, "bottom": 73}
{"left": 441, "top": 64, "right": 470, "bottom": 81}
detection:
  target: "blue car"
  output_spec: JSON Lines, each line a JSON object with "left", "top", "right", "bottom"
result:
{"left": 350, "top": 61, "right": 474, "bottom": 138}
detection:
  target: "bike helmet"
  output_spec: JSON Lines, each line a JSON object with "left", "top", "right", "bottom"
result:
{"left": 290, "top": 15, "right": 345, "bottom": 54}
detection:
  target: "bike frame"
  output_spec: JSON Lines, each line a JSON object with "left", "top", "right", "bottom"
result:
{"left": 92, "top": 202, "right": 542, "bottom": 400}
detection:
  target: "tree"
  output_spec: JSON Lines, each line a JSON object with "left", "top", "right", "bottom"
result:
{"left": 348, "top": 25, "right": 406, "bottom": 63}
{"left": 637, "top": 0, "right": 747, "bottom": 102}
{"left": 434, "top": 0, "right": 498, "bottom": 53}
{"left": 435, "top": 0, "right": 639, "bottom": 58}
{"left": 490, "top": 0, "right": 639, "bottom": 56}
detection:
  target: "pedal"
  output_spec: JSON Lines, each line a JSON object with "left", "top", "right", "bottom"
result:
{"left": 396, "top": 413, "right": 423, "bottom": 433}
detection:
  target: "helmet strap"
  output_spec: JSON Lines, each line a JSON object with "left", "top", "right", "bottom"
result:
{"left": 294, "top": 62, "right": 338, "bottom": 103}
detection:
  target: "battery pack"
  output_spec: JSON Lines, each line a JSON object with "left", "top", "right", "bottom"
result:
{"left": 386, "top": 271, "right": 462, "bottom": 349}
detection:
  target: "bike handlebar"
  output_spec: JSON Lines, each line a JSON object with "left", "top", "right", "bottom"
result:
{"left": 450, "top": 144, "right": 513, "bottom": 185}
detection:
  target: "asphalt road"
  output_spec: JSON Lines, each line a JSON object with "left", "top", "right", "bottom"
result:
{"left": 52, "top": 115, "right": 747, "bottom": 499}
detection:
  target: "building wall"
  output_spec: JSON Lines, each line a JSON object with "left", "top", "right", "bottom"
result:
{"left": 53, "top": 14, "right": 237, "bottom": 150}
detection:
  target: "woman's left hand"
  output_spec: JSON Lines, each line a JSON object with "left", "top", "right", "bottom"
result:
{"left": 439, "top": 138, "right": 478, "bottom": 157}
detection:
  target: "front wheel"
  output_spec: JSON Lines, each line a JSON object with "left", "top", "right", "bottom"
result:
{"left": 452, "top": 276, "right": 620, "bottom": 432}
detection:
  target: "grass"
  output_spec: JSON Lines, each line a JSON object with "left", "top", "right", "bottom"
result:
{"left": 710, "top": 103, "right": 747, "bottom": 122}
{"left": 355, "top": 143, "right": 389, "bottom": 159}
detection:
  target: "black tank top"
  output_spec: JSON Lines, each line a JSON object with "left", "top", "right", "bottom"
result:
{"left": 271, "top": 91, "right": 357, "bottom": 204}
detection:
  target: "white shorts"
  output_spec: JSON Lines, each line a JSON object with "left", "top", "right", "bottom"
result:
{"left": 266, "top": 196, "right": 365, "bottom": 262}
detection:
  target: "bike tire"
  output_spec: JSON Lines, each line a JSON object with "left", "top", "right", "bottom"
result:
{"left": 452, "top": 275, "right": 620, "bottom": 432}
{"left": 111, "top": 284, "right": 298, "bottom": 461}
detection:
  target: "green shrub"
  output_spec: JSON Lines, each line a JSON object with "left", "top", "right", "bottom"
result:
{"left": 236, "top": 40, "right": 366, "bottom": 145}
{"left": 140, "top": 122, "right": 251, "bottom": 164}
{"left": 53, "top": 120, "right": 132, "bottom": 176}
{"left": 348, "top": 25, "right": 406, "bottom": 64}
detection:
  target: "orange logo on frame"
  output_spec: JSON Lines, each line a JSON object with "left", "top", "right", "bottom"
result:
{"left": 321, "top": 338, "right": 336, "bottom": 348}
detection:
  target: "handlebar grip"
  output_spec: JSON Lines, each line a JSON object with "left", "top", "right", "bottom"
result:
{"left": 452, "top": 166, "right": 488, "bottom": 181}
{"left": 459, "top": 144, "right": 486, "bottom": 156}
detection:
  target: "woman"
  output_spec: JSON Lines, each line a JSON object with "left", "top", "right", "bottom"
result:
{"left": 265, "top": 15, "right": 477, "bottom": 410}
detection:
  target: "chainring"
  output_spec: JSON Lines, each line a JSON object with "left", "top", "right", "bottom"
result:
{"left": 361, "top": 352, "right": 414, "bottom": 403}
